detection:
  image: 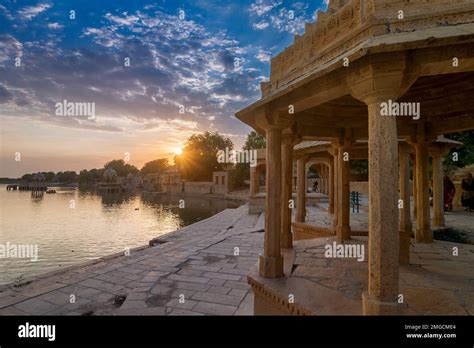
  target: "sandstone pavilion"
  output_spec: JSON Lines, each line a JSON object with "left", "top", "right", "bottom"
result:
{"left": 236, "top": 0, "right": 474, "bottom": 315}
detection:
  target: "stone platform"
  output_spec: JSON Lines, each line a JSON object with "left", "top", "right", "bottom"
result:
{"left": 0, "top": 205, "right": 263, "bottom": 316}
{"left": 1, "top": 202, "right": 472, "bottom": 316}
{"left": 248, "top": 236, "right": 474, "bottom": 315}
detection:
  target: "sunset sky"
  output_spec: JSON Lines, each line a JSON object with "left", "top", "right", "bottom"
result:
{"left": 0, "top": 0, "right": 328, "bottom": 177}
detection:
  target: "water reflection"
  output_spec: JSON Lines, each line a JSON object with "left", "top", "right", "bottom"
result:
{"left": 0, "top": 186, "right": 243, "bottom": 285}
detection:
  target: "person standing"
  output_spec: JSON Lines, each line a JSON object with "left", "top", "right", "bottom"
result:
{"left": 443, "top": 175, "right": 456, "bottom": 212}
{"left": 313, "top": 180, "right": 319, "bottom": 193}
{"left": 461, "top": 173, "right": 474, "bottom": 212}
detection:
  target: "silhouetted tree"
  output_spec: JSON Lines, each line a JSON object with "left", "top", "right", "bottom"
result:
{"left": 141, "top": 158, "right": 169, "bottom": 175}
{"left": 103, "top": 159, "right": 139, "bottom": 177}
{"left": 175, "top": 131, "right": 233, "bottom": 181}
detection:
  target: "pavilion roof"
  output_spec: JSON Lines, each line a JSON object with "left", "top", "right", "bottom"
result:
{"left": 293, "top": 141, "right": 330, "bottom": 151}
{"left": 435, "top": 136, "right": 463, "bottom": 145}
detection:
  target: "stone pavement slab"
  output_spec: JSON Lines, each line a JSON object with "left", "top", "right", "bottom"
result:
{"left": 0, "top": 205, "right": 262, "bottom": 316}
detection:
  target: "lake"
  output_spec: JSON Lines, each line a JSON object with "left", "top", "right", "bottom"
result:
{"left": 0, "top": 185, "right": 242, "bottom": 285}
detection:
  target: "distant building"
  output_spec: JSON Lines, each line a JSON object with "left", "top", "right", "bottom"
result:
{"left": 96, "top": 167, "right": 123, "bottom": 193}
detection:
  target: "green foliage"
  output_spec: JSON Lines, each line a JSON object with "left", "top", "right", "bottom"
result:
{"left": 243, "top": 131, "right": 266, "bottom": 150}
{"left": 78, "top": 168, "right": 103, "bottom": 184}
{"left": 233, "top": 162, "right": 249, "bottom": 188}
{"left": 21, "top": 174, "right": 33, "bottom": 182}
{"left": 308, "top": 167, "right": 318, "bottom": 177}
{"left": 350, "top": 160, "right": 368, "bottom": 175}
{"left": 141, "top": 158, "right": 169, "bottom": 175}
{"left": 233, "top": 131, "right": 266, "bottom": 187}
{"left": 43, "top": 172, "right": 56, "bottom": 182}
{"left": 444, "top": 131, "right": 474, "bottom": 173}
{"left": 176, "top": 131, "right": 233, "bottom": 181}
{"left": 56, "top": 171, "right": 78, "bottom": 183}
{"left": 104, "top": 159, "right": 139, "bottom": 177}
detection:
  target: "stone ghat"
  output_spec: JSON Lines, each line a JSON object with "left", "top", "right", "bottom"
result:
{"left": 248, "top": 236, "right": 474, "bottom": 315}
{"left": 0, "top": 205, "right": 264, "bottom": 316}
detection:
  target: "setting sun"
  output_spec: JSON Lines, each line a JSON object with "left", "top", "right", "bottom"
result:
{"left": 174, "top": 147, "right": 183, "bottom": 155}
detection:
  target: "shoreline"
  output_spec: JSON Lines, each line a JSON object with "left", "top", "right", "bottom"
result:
{"left": 0, "top": 204, "right": 261, "bottom": 315}
{"left": 0, "top": 202, "right": 247, "bottom": 291}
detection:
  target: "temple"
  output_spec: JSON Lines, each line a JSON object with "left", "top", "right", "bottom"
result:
{"left": 236, "top": 0, "right": 474, "bottom": 315}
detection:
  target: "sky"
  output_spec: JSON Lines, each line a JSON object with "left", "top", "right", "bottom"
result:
{"left": 0, "top": 0, "right": 329, "bottom": 177}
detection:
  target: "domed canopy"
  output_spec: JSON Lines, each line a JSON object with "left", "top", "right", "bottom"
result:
{"left": 33, "top": 172, "right": 45, "bottom": 182}
{"left": 103, "top": 167, "right": 117, "bottom": 179}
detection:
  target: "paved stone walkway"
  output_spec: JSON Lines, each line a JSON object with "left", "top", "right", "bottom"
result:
{"left": 0, "top": 205, "right": 264, "bottom": 315}
{"left": 2, "top": 201, "right": 471, "bottom": 316}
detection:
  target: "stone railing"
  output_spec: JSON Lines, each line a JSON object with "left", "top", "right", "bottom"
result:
{"left": 292, "top": 222, "right": 334, "bottom": 240}
{"left": 247, "top": 274, "right": 314, "bottom": 315}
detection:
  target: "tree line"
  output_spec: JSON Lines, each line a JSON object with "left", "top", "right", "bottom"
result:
{"left": 15, "top": 131, "right": 266, "bottom": 186}
{"left": 9, "top": 130, "right": 473, "bottom": 185}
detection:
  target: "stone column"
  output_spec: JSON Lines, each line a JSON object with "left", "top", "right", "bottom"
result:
{"left": 318, "top": 164, "right": 324, "bottom": 193}
{"left": 326, "top": 166, "right": 329, "bottom": 195}
{"left": 362, "top": 97, "right": 400, "bottom": 314}
{"left": 260, "top": 126, "right": 284, "bottom": 278}
{"left": 347, "top": 55, "right": 413, "bottom": 314}
{"left": 321, "top": 164, "right": 328, "bottom": 195}
{"left": 336, "top": 145, "right": 351, "bottom": 242}
{"left": 432, "top": 150, "right": 445, "bottom": 227}
{"left": 332, "top": 149, "right": 339, "bottom": 229}
{"left": 250, "top": 167, "right": 258, "bottom": 196}
{"left": 329, "top": 160, "right": 334, "bottom": 214}
{"left": 398, "top": 144, "right": 411, "bottom": 265}
{"left": 296, "top": 156, "right": 306, "bottom": 223}
{"left": 281, "top": 136, "right": 293, "bottom": 248}
{"left": 412, "top": 153, "right": 417, "bottom": 219}
{"left": 415, "top": 142, "right": 432, "bottom": 243}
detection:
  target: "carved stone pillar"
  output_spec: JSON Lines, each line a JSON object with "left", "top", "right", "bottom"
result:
{"left": 281, "top": 136, "right": 294, "bottom": 248}
{"left": 398, "top": 144, "right": 412, "bottom": 265}
{"left": 329, "top": 160, "right": 334, "bottom": 214}
{"left": 415, "top": 141, "right": 432, "bottom": 243}
{"left": 335, "top": 141, "right": 351, "bottom": 242}
{"left": 363, "top": 97, "right": 400, "bottom": 314}
{"left": 431, "top": 149, "right": 445, "bottom": 227}
{"left": 347, "top": 56, "right": 412, "bottom": 314}
{"left": 260, "top": 126, "right": 284, "bottom": 278}
{"left": 296, "top": 156, "right": 307, "bottom": 223}
{"left": 332, "top": 149, "right": 339, "bottom": 229}
{"left": 249, "top": 167, "right": 259, "bottom": 196}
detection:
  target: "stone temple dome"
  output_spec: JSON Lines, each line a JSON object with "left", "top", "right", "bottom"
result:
{"left": 32, "top": 172, "right": 45, "bottom": 182}
{"left": 103, "top": 167, "right": 117, "bottom": 179}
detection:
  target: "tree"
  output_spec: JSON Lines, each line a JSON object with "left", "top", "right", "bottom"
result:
{"left": 21, "top": 174, "right": 33, "bottom": 182}
{"left": 444, "top": 131, "right": 474, "bottom": 173}
{"left": 56, "top": 171, "right": 77, "bottom": 183}
{"left": 243, "top": 131, "right": 266, "bottom": 150}
{"left": 103, "top": 159, "right": 139, "bottom": 177}
{"left": 234, "top": 131, "right": 267, "bottom": 187}
{"left": 175, "top": 131, "right": 233, "bottom": 181}
{"left": 44, "top": 171, "right": 56, "bottom": 182}
{"left": 78, "top": 168, "right": 103, "bottom": 184}
{"left": 141, "top": 158, "right": 169, "bottom": 175}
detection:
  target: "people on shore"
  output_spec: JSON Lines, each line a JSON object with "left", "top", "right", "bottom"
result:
{"left": 443, "top": 175, "right": 456, "bottom": 212}
{"left": 461, "top": 173, "right": 474, "bottom": 212}
{"left": 312, "top": 180, "right": 319, "bottom": 193}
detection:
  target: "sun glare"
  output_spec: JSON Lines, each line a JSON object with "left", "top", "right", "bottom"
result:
{"left": 175, "top": 147, "right": 183, "bottom": 155}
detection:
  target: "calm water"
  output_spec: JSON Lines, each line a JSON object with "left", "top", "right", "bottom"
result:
{"left": 0, "top": 185, "right": 241, "bottom": 285}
